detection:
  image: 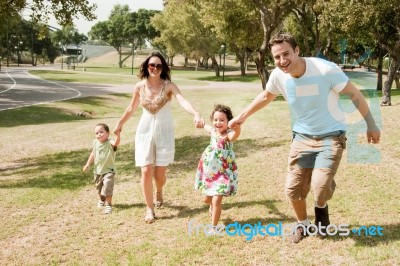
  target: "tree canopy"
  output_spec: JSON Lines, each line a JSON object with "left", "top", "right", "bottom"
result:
{"left": 0, "top": 0, "right": 97, "bottom": 26}
{"left": 89, "top": 5, "right": 160, "bottom": 68}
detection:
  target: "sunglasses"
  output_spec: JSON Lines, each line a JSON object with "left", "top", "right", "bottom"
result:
{"left": 148, "top": 63, "right": 163, "bottom": 70}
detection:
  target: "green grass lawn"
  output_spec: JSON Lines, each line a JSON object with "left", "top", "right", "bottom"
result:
{"left": 0, "top": 70, "right": 399, "bottom": 265}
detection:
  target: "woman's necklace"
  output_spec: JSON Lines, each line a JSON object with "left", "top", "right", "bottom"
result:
{"left": 144, "top": 80, "right": 165, "bottom": 101}
{"left": 146, "top": 79, "right": 163, "bottom": 91}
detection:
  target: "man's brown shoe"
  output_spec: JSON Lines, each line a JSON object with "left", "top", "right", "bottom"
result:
{"left": 292, "top": 223, "right": 308, "bottom": 244}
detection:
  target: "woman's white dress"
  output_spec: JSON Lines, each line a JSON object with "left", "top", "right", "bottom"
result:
{"left": 135, "top": 81, "right": 175, "bottom": 167}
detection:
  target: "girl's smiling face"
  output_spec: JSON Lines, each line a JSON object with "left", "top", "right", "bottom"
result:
{"left": 95, "top": 125, "right": 109, "bottom": 143}
{"left": 212, "top": 111, "right": 228, "bottom": 134}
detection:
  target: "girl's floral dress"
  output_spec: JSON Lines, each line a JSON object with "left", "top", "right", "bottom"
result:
{"left": 195, "top": 129, "right": 238, "bottom": 196}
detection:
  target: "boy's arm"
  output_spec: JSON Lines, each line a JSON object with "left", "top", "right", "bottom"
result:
{"left": 83, "top": 150, "right": 94, "bottom": 172}
{"left": 111, "top": 131, "right": 121, "bottom": 148}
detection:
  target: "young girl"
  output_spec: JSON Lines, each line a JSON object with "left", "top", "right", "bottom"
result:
{"left": 83, "top": 123, "right": 120, "bottom": 214}
{"left": 195, "top": 104, "right": 241, "bottom": 230}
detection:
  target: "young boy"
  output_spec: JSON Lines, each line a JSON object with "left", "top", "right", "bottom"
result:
{"left": 83, "top": 123, "right": 120, "bottom": 214}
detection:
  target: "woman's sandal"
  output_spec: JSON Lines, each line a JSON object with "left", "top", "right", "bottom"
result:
{"left": 145, "top": 209, "right": 155, "bottom": 224}
{"left": 155, "top": 191, "right": 163, "bottom": 208}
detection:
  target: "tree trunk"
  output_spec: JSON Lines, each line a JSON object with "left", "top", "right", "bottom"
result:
{"left": 255, "top": 50, "right": 268, "bottom": 90}
{"left": 236, "top": 51, "right": 246, "bottom": 76}
{"left": 118, "top": 47, "right": 122, "bottom": 68}
{"left": 323, "top": 25, "right": 332, "bottom": 59}
{"left": 380, "top": 60, "right": 399, "bottom": 106}
{"left": 210, "top": 56, "right": 220, "bottom": 77}
{"left": 377, "top": 47, "right": 383, "bottom": 91}
{"left": 254, "top": 3, "right": 269, "bottom": 90}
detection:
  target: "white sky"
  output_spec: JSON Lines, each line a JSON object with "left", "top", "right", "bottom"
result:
{"left": 48, "top": 0, "right": 164, "bottom": 35}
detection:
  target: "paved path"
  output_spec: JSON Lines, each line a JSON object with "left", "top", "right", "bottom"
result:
{"left": 0, "top": 66, "right": 263, "bottom": 111}
{"left": 0, "top": 67, "right": 135, "bottom": 111}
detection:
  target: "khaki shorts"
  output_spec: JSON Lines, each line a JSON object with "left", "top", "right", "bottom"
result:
{"left": 94, "top": 172, "right": 115, "bottom": 196}
{"left": 285, "top": 131, "right": 346, "bottom": 202}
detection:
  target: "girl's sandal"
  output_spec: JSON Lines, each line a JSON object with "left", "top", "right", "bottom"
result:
{"left": 145, "top": 209, "right": 155, "bottom": 224}
{"left": 155, "top": 191, "right": 163, "bottom": 208}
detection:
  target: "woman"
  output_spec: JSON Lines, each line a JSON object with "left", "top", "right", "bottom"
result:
{"left": 114, "top": 52, "right": 203, "bottom": 223}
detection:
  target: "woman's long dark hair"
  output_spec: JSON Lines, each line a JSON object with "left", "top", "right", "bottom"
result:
{"left": 138, "top": 52, "right": 171, "bottom": 81}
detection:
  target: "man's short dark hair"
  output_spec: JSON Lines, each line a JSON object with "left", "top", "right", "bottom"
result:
{"left": 268, "top": 32, "right": 298, "bottom": 50}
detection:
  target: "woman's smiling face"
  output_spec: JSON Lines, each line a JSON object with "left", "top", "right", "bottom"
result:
{"left": 147, "top": 56, "right": 163, "bottom": 77}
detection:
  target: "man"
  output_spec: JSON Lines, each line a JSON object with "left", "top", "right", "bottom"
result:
{"left": 229, "top": 32, "right": 380, "bottom": 243}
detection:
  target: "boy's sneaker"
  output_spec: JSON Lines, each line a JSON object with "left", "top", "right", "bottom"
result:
{"left": 292, "top": 223, "right": 308, "bottom": 244}
{"left": 104, "top": 204, "right": 112, "bottom": 214}
{"left": 315, "top": 205, "right": 330, "bottom": 237}
{"left": 97, "top": 200, "right": 105, "bottom": 208}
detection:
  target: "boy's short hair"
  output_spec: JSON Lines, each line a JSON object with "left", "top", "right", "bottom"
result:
{"left": 268, "top": 32, "right": 298, "bottom": 50}
{"left": 96, "top": 123, "right": 110, "bottom": 132}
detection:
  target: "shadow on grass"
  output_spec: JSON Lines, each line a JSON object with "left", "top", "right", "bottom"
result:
{"left": 327, "top": 223, "right": 400, "bottom": 246}
{"left": 113, "top": 203, "right": 146, "bottom": 209}
{"left": 0, "top": 143, "right": 139, "bottom": 190}
{"left": 0, "top": 105, "right": 89, "bottom": 128}
{"left": 0, "top": 148, "right": 91, "bottom": 189}
{"left": 157, "top": 198, "right": 291, "bottom": 223}
{"left": 0, "top": 133, "right": 285, "bottom": 193}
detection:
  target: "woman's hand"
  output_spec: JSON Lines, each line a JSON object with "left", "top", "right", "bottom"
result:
{"left": 194, "top": 114, "right": 204, "bottom": 128}
{"left": 113, "top": 125, "right": 122, "bottom": 135}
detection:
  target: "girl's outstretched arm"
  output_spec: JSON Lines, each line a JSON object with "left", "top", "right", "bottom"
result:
{"left": 203, "top": 124, "right": 213, "bottom": 134}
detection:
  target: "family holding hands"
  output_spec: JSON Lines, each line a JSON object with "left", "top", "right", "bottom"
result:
{"left": 83, "top": 32, "right": 380, "bottom": 243}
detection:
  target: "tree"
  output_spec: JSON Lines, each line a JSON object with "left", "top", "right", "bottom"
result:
{"left": 199, "top": 0, "right": 263, "bottom": 77}
{"left": 134, "top": 9, "right": 161, "bottom": 49}
{"left": 152, "top": 0, "right": 221, "bottom": 72}
{"left": 89, "top": 5, "right": 131, "bottom": 68}
{"left": 0, "top": 0, "right": 96, "bottom": 27}
{"left": 337, "top": 0, "right": 400, "bottom": 106}
{"left": 89, "top": 5, "right": 160, "bottom": 68}
{"left": 0, "top": 3, "right": 23, "bottom": 66}
{"left": 52, "top": 25, "right": 87, "bottom": 60}
{"left": 0, "top": 0, "right": 95, "bottom": 66}
{"left": 250, "top": 0, "right": 294, "bottom": 89}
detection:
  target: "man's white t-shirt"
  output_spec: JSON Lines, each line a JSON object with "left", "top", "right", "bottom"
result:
{"left": 265, "top": 57, "right": 349, "bottom": 135}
